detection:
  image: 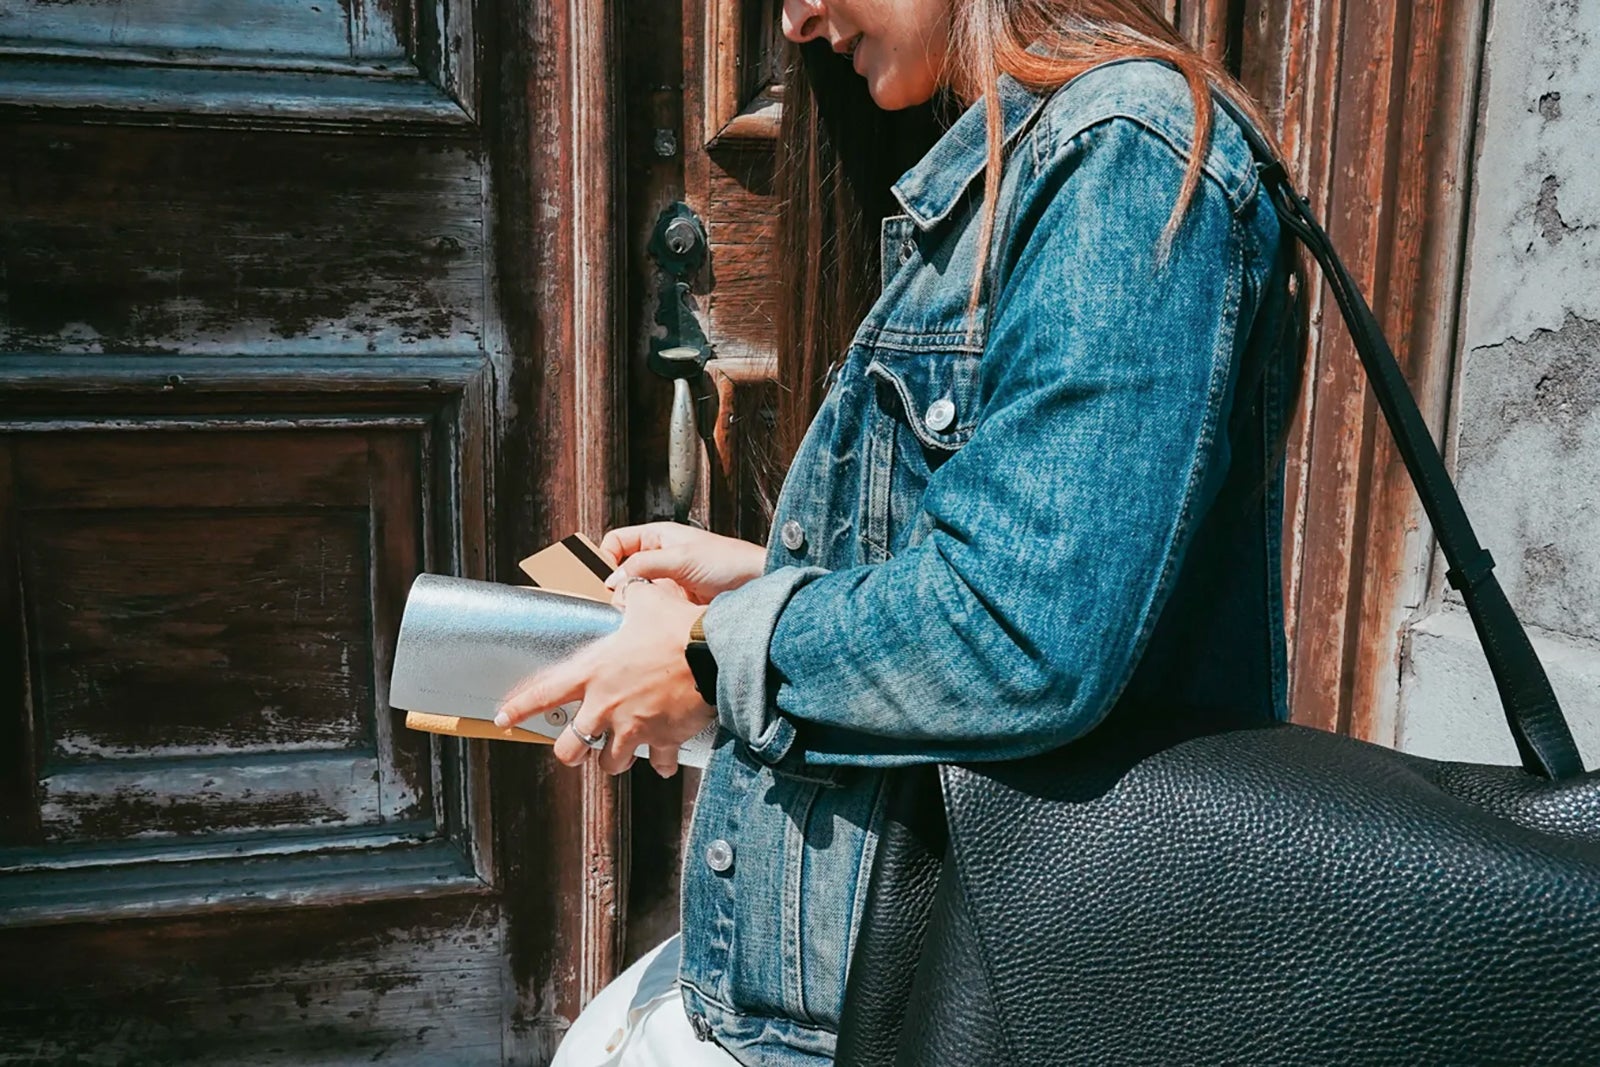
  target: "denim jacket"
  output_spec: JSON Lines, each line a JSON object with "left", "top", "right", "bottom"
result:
{"left": 678, "top": 59, "right": 1295, "bottom": 1066}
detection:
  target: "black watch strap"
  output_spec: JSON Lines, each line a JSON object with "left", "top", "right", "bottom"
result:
{"left": 686, "top": 611, "right": 718, "bottom": 705}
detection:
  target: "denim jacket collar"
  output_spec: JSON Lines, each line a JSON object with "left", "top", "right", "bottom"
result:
{"left": 890, "top": 74, "right": 1051, "bottom": 231}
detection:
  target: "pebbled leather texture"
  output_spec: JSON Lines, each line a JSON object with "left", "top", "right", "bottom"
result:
{"left": 836, "top": 764, "right": 948, "bottom": 1067}
{"left": 901, "top": 721, "right": 1600, "bottom": 1066}
{"left": 893, "top": 855, "right": 1008, "bottom": 1067}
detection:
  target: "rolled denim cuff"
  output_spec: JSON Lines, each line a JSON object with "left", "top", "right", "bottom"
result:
{"left": 703, "top": 565, "right": 829, "bottom": 765}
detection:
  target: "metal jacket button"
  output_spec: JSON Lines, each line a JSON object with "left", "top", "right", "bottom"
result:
{"left": 899, "top": 239, "right": 915, "bottom": 264}
{"left": 780, "top": 520, "right": 806, "bottom": 553}
{"left": 705, "top": 838, "right": 735, "bottom": 873}
{"left": 924, "top": 397, "right": 957, "bottom": 434}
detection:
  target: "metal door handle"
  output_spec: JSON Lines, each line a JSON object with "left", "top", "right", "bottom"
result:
{"left": 648, "top": 204, "right": 714, "bottom": 522}
{"left": 660, "top": 346, "right": 702, "bottom": 521}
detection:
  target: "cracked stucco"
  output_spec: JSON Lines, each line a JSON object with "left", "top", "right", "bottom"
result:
{"left": 1461, "top": 0, "right": 1599, "bottom": 346}
{"left": 1456, "top": 314, "right": 1600, "bottom": 639}
{"left": 1399, "top": 0, "right": 1600, "bottom": 764}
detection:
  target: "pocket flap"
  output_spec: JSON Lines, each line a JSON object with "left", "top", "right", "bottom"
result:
{"left": 865, "top": 355, "right": 981, "bottom": 452}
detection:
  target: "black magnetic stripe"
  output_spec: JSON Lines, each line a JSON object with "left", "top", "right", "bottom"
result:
{"left": 561, "top": 534, "right": 615, "bottom": 582}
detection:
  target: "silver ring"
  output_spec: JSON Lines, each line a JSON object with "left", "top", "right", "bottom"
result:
{"left": 569, "top": 723, "right": 608, "bottom": 750}
{"left": 617, "top": 575, "right": 653, "bottom": 601}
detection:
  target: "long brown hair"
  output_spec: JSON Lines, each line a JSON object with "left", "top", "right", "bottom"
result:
{"left": 771, "top": 1, "right": 1283, "bottom": 475}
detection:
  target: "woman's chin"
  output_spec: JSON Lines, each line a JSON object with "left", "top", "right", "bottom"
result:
{"left": 866, "top": 73, "right": 937, "bottom": 111}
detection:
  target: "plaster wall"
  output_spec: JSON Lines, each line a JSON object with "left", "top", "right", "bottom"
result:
{"left": 1396, "top": 0, "right": 1600, "bottom": 765}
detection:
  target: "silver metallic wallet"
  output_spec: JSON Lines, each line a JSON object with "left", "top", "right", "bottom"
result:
{"left": 389, "top": 574, "right": 716, "bottom": 767}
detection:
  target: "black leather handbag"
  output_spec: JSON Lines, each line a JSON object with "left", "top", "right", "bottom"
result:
{"left": 834, "top": 95, "right": 1600, "bottom": 1067}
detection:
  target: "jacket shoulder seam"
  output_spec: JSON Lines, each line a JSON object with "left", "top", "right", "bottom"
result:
{"left": 1030, "top": 105, "right": 1260, "bottom": 213}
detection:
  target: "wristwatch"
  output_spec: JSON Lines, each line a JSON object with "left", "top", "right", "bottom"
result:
{"left": 685, "top": 610, "right": 719, "bottom": 706}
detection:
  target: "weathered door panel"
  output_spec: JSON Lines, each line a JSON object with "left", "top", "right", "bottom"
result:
{"left": 1, "top": 125, "right": 485, "bottom": 356}
{"left": 0, "top": 360, "right": 499, "bottom": 1058}
{"left": 0, "top": 897, "right": 507, "bottom": 1065}
{"left": 1, "top": 0, "right": 612, "bottom": 1057}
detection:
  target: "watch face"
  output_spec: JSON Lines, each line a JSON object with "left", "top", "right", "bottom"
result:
{"left": 685, "top": 642, "right": 718, "bottom": 703}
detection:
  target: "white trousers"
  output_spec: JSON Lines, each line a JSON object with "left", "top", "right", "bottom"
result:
{"left": 550, "top": 935, "right": 744, "bottom": 1067}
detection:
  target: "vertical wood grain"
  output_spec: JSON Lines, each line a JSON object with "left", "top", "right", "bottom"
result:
{"left": 569, "top": 0, "right": 630, "bottom": 1006}
{"left": 369, "top": 432, "right": 433, "bottom": 823}
{"left": 1342, "top": 0, "right": 1487, "bottom": 745}
{"left": 704, "top": 0, "right": 744, "bottom": 140}
{"left": 482, "top": 0, "right": 584, "bottom": 1052}
{"left": 1292, "top": 0, "right": 1398, "bottom": 737}
{"left": 1241, "top": 0, "right": 1343, "bottom": 715}
{"left": 0, "top": 441, "right": 39, "bottom": 848}
{"left": 484, "top": 0, "right": 629, "bottom": 1045}
{"left": 1244, "top": 0, "right": 1487, "bottom": 741}
{"left": 1178, "top": 0, "right": 1237, "bottom": 68}
{"left": 618, "top": 0, "right": 703, "bottom": 967}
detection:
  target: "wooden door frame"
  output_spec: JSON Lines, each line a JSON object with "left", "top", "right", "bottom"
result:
{"left": 1240, "top": 0, "right": 1489, "bottom": 745}
{"left": 566, "top": 0, "right": 630, "bottom": 1007}
{"left": 483, "top": 0, "right": 633, "bottom": 1040}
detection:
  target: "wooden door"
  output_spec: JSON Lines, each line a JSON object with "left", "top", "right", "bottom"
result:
{"left": 0, "top": 0, "right": 629, "bottom": 1061}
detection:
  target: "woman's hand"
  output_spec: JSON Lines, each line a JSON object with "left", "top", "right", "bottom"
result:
{"left": 600, "top": 522, "right": 766, "bottom": 605}
{"left": 494, "top": 577, "right": 714, "bottom": 778}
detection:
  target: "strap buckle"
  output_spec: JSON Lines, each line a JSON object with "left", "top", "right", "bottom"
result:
{"left": 1446, "top": 549, "right": 1497, "bottom": 592}
{"left": 1256, "top": 158, "right": 1290, "bottom": 191}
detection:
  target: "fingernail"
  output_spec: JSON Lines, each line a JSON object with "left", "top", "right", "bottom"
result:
{"left": 603, "top": 568, "right": 624, "bottom": 589}
{"left": 493, "top": 712, "right": 510, "bottom": 727}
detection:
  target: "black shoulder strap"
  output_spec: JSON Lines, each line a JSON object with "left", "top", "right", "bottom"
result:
{"left": 1212, "top": 93, "right": 1584, "bottom": 781}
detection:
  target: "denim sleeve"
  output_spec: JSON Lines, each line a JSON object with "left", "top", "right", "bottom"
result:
{"left": 709, "top": 118, "right": 1258, "bottom": 767}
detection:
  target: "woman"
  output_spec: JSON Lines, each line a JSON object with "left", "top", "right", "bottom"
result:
{"left": 505, "top": 0, "right": 1300, "bottom": 1063}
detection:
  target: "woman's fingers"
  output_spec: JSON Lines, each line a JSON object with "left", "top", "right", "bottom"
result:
{"left": 598, "top": 525, "right": 644, "bottom": 562}
{"left": 648, "top": 745, "right": 681, "bottom": 779}
{"left": 599, "top": 524, "right": 764, "bottom": 604}
{"left": 599, "top": 523, "right": 676, "bottom": 564}
{"left": 495, "top": 654, "right": 592, "bottom": 728}
{"left": 603, "top": 547, "right": 685, "bottom": 589}
{"left": 552, "top": 699, "right": 611, "bottom": 766}
{"left": 598, "top": 728, "right": 638, "bottom": 775}
{"left": 609, "top": 575, "right": 685, "bottom": 610}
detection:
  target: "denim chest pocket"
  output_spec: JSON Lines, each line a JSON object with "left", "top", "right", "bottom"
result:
{"left": 859, "top": 352, "right": 982, "bottom": 561}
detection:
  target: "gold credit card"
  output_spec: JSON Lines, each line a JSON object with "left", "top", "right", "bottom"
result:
{"left": 518, "top": 532, "right": 618, "bottom": 602}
